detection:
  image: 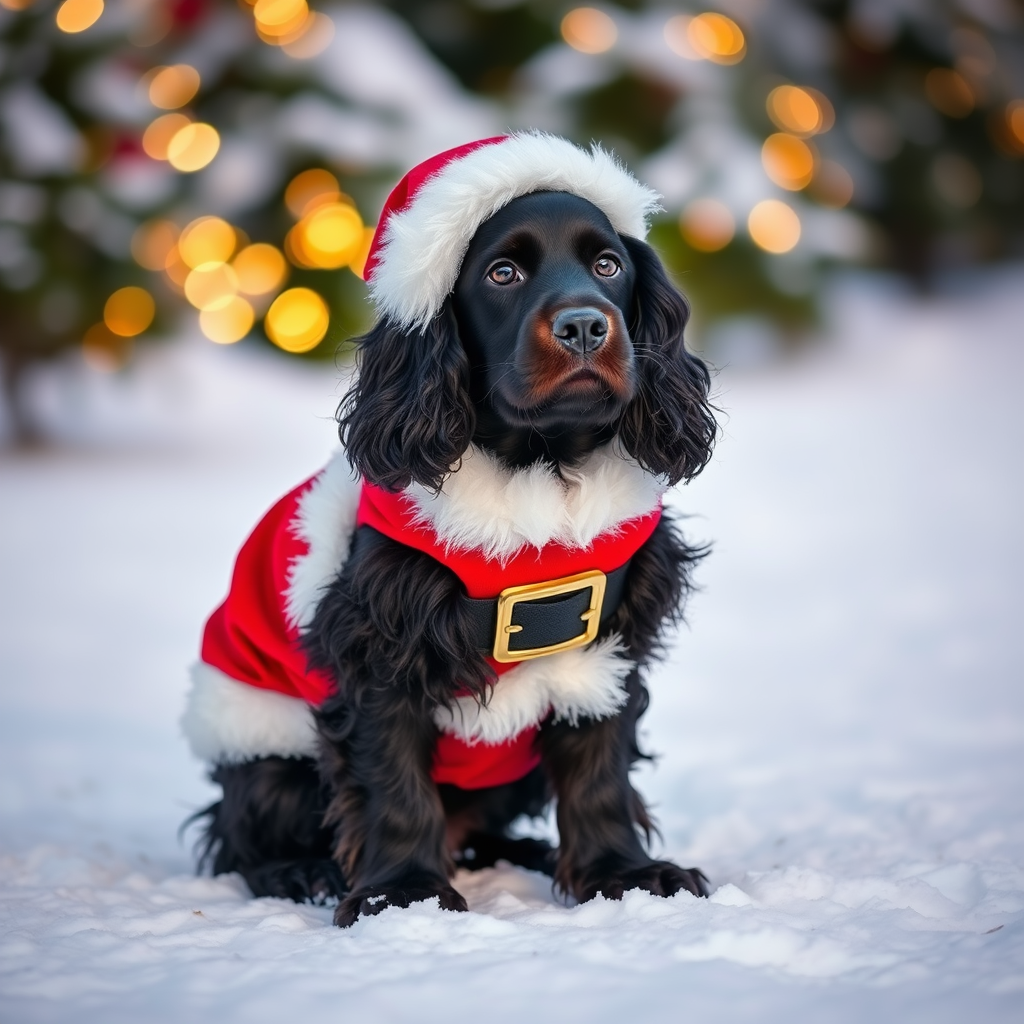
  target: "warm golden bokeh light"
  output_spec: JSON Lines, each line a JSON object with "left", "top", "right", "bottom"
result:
{"left": 561, "top": 8, "right": 618, "bottom": 54}
{"left": 1007, "top": 101, "right": 1024, "bottom": 146}
{"left": 265, "top": 287, "right": 329, "bottom": 353}
{"left": 925, "top": 68, "right": 974, "bottom": 118}
{"left": 762, "top": 133, "right": 816, "bottom": 190}
{"left": 167, "top": 122, "right": 220, "bottom": 172}
{"left": 178, "top": 217, "right": 237, "bottom": 269}
{"left": 103, "top": 287, "right": 156, "bottom": 337}
{"left": 200, "top": 297, "right": 255, "bottom": 344}
{"left": 131, "top": 219, "right": 180, "bottom": 270}
{"left": 141, "top": 113, "right": 191, "bottom": 160}
{"left": 282, "top": 12, "right": 335, "bottom": 58}
{"left": 254, "top": 0, "right": 309, "bottom": 43}
{"left": 664, "top": 15, "right": 696, "bottom": 59}
{"left": 300, "top": 203, "right": 364, "bottom": 269}
{"left": 810, "top": 160, "right": 855, "bottom": 208}
{"left": 766, "top": 85, "right": 834, "bottom": 137}
{"left": 748, "top": 199, "right": 801, "bottom": 254}
{"left": 285, "top": 168, "right": 341, "bottom": 218}
{"left": 184, "top": 262, "right": 239, "bottom": 312}
{"left": 1, "top": 1, "right": 37, "bottom": 11}
{"left": 83, "top": 323, "right": 132, "bottom": 373}
{"left": 687, "top": 12, "right": 745, "bottom": 64}
{"left": 147, "top": 65, "right": 201, "bottom": 110}
{"left": 163, "top": 246, "right": 190, "bottom": 290}
{"left": 348, "top": 226, "right": 377, "bottom": 280}
{"left": 679, "top": 198, "right": 735, "bottom": 252}
{"left": 55, "top": 0, "right": 103, "bottom": 34}
{"left": 232, "top": 243, "right": 289, "bottom": 296}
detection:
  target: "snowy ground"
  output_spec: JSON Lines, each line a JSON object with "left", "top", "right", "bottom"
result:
{"left": 1, "top": 275, "right": 1022, "bottom": 1023}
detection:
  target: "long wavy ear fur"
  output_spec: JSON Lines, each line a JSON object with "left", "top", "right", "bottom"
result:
{"left": 338, "top": 301, "right": 475, "bottom": 492}
{"left": 617, "top": 236, "right": 717, "bottom": 486}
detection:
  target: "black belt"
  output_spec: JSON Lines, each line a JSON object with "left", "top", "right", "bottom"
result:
{"left": 352, "top": 526, "right": 629, "bottom": 662}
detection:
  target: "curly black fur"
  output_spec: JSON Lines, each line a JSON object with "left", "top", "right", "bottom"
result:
{"left": 193, "top": 191, "right": 716, "bottom": 925}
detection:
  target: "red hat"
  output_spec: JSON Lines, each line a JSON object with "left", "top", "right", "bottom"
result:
{"left": 363, "top": 132, "right": 661, "bottom": 331}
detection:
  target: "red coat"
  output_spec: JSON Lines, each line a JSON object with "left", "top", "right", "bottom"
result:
{"left": 187, "top": 447, "right": 663, "bottom": 789}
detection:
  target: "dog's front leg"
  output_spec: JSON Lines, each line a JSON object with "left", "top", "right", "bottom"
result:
{"left": 538, "top": 669, "right": 708, "bottom": 903}
{"left": 317, "top": 686, "right": 468, "bottom": 927}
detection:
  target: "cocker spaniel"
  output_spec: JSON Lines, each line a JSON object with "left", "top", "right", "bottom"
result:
{"left": 184, "top": 134, "right": 717, "bottom": 927}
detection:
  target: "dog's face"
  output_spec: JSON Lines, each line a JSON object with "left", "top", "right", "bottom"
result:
{"left": 341, "top": 187, "right": 715, "bottom": 493}
{"left": 453, "top": 192, "right": 639, "bottom": 432}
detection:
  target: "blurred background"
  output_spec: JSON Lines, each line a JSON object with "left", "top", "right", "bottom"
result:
{"left": 1, "top": 0, "right": 1022, "bottom": 443}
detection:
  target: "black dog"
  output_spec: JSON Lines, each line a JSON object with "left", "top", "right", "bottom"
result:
{"left": 193, "top": 188, "right": 716, "bottom": 927}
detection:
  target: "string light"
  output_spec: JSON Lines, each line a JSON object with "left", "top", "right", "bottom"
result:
{"left": 686, "top": 12, "right": 745, "bottom": 64}
{"left": 232, "top": 243, "right": 289, "bottom": 296}
{"left": 167, "top": 123, "right": 220, "bottom": 172}
{"left": 184, "top": 262, "right": 239, "bottom": 312}
{"left": 265, "top": 288, "right": 329, "bottom": 353}
{"left": 142, "top": 113, "right": 191, "bottom": 161}
{"left": 200, "top": 297, "right": 255, "bottom": 344}
{"left": 55, "top": 0, "right": 103, "bottom": 34}
{"left": 761, "top": 133, "right": 816, "bottom": 190}
{"left": 131, "top": 220, "right": 180, "bottom": 270}
{"left": 560, "top": 8, "right": 618, "bottom": 54}
{"left": 178, "top": 217, "right": 237, "bottom": 268}
{"left": 103, "top": 287, "right": 155, "bottom": 337}
{"left": 679, "top": 198, "right": 735, "bottom": 252}
{"left": 147, "top": 65, "right": 201, "bottom": 110}
{"left": 284, "top": 168, "right": 341, "bottom": 217}
{"left": 766, "top": 86, "right": 834, "bottom": 137}
{"left": 748, "top": 200, "right": 801, "bottom": 254}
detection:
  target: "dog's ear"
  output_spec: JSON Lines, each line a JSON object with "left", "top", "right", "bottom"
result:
{"left": 617, "top": 236, "right": 717, "bottom": 486}
{"left": 337, "top": 300, "right": 475, "bottom": 492}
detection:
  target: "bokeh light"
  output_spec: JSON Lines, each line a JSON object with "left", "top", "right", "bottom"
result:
{"left": 178, "top": 217, "right": 237, "bottom": 268}
{"left": 687, "top": 12, "right": 745, "bottom": 64}
{"left": 680, "top": 198, "right": 735, "bottom": 252}
{"left": 82, "top": 323, "right": 132, "bottom": 372}
{"left": 147, "top": 65, "right": 201, "bottom": 110}
{"left": 281, "top": 12, "right": 335, "bottom": 58}
{"left": 55, "top": 0, "right": 103, "bottom": 34}
{"left": 1, "top": 1, "right": 37, "bottom": 10}
{"left": 348, "top": 227, "right": 377, "bottom": 280}
{"left": 301, "top": 203, "right": 364, "bottom": 268}
{"left": 1006, "top": 100, "right": 1024, "bottom": 146}
{"left": 925, "top": 69, "right": 974, "bottom": 118}
{"left": 265, "top": 288, "right": 329, "bottom": 353}
{"left": 285, "top": 168, "right": 341, "bottom": 217}
{"left": 167, "top": 123, "right": 220, "bottom": 172}
{"left": 142, "top": 113, "right": 191, "bottom": 160}
{"left": 767, "top": 86, "right": 834, "bottom": 137}
{"left": 184, "top": 263, "right": 239, "bottom": 312}
{"left": 103, "top": 287, "right": 155, "bottom": 337}
{"left": 200, "top": 297, "right": 255, "bottom": 344}
{"left": 762, "top": 133, "right": 816, "bottom": 190}
{"left": 748, "top": 200, "right": 801, "bottom": 253}
{"left": 254, "top": 0, "right": 310, "bottom": 44}
{"left": 131, "top": 219, "right": 180, "bottom": 271}
{"left": 560, "top": 8, "right": 618, "bottom": 54}
{"left": 810, "top": 160, "right": 855, "bottom": 208}
{"left": 232, "top": 244, "right": 289, "bottom": 296}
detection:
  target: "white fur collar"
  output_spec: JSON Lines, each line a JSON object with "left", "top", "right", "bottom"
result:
{"left": 283, "top": 450, "right": 362, "bottom": 633}
{"left": 368, "top": 132, "right": 661, "bottom": 331}
{"left": 434, "top": 635, "right": 633, "bottom": 744}
{"left": 403, "top": 442, "right": 665, "bottom": 563}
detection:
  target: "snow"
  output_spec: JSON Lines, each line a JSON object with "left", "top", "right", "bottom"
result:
{"left": 1, "top": 274, "right": 1023, "bottom": 1022}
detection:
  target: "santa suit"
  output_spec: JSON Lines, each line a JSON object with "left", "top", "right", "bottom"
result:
{"left": 182, "top": 443, "right": 665, "bottom": 790}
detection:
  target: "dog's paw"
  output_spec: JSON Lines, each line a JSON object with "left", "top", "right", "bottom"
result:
{"left": 242, "top": 858, "right": 348, "bottom": 904}
{"left": 333, "top": 877, "right": 468, "bottom": 927}
{"left": 579, "top": 859, "right": 709, "bottom": 902}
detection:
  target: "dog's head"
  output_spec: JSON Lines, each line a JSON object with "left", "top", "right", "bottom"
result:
{"left": 340, "top": 161, "right": 715, "bottom": 492}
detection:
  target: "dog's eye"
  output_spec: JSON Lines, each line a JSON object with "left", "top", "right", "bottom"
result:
{"left": 487, "top": 263, "right": 521, "bottom": 285}
{"left": 594, "top": 255, "right": 621, "bottom": 278}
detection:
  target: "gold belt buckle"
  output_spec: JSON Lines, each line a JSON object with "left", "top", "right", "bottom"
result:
{"left": 492, "top": 569, "right": 607, "bottom": 664}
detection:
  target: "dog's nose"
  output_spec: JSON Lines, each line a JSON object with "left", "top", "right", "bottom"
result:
{"left": 552, "top": 307, "right": 608, "bottom": 354}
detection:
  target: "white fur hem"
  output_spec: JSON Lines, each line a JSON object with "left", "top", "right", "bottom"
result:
{"left": 181, "top": 662, "right": 318, "bottom": 763}
{"left": 434, "top": 635, "right": 633, "bottom": 744}
{"left": 283, "top": 450, "right": 362, "bottom": 633}
{"left": 404, "top": 442, "right": 665, "bottom": 563}
{"left": 369, "top": 132, "right": 662, "bottom": 330}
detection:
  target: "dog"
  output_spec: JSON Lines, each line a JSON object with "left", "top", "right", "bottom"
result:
{"left": 184, "top": 134, "right": 717, "bottom": 927}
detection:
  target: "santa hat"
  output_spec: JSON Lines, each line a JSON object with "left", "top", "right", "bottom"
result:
{"left": 363, "top": 132, "right": 662, "bottom": 332}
